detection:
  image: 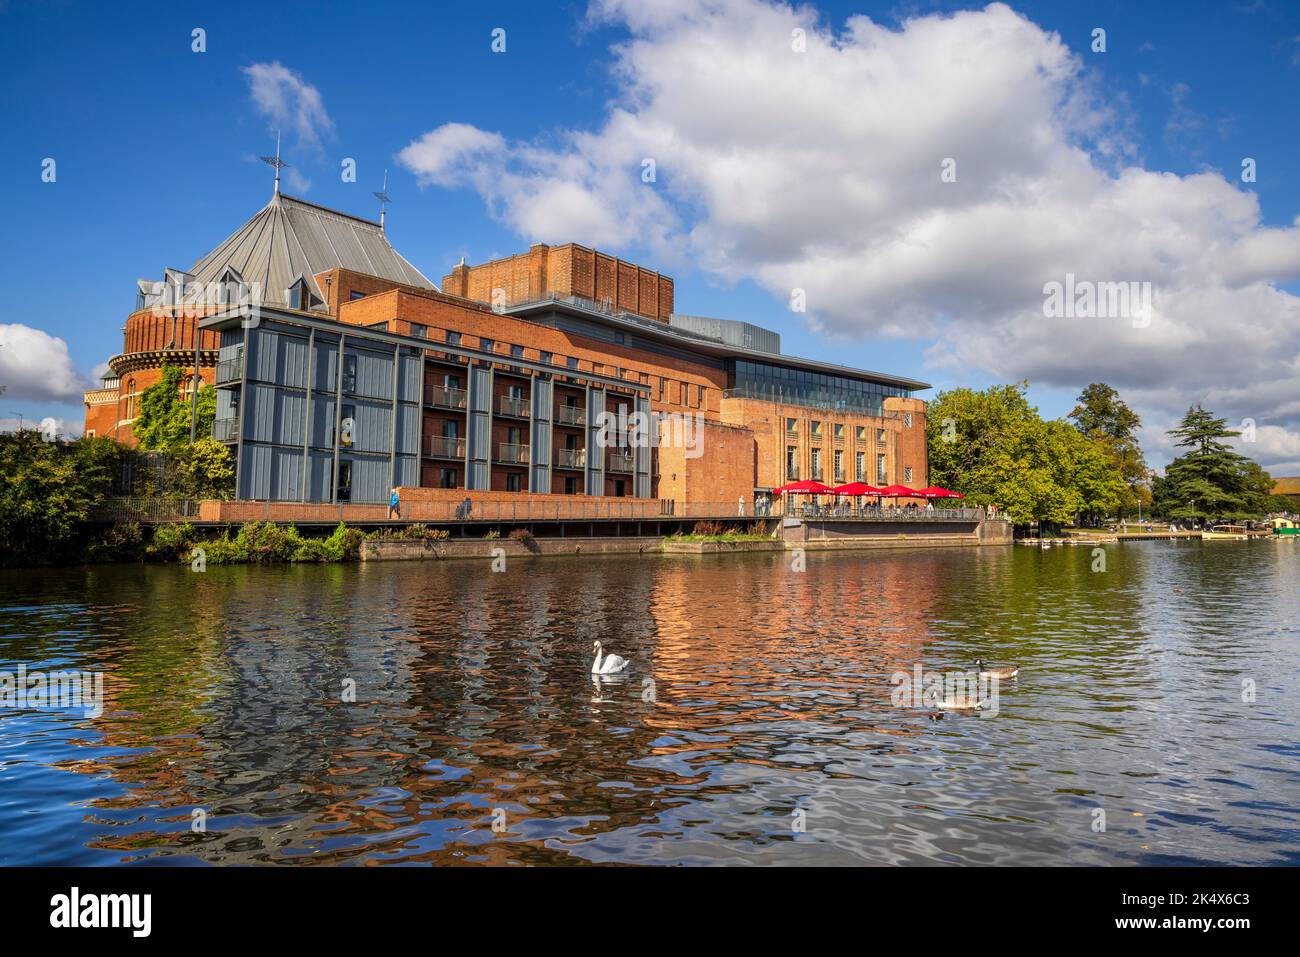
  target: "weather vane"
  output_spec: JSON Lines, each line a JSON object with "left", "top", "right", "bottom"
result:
{"left": 374, "top": 170, "right": 391, "bottom": 230}
{"left": 259, "top": 130, "right": 289, "bottom": 195}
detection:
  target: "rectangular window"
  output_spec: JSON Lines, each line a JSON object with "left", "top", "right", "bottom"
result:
{"left": 442, "top": 419, "right": 459, "bottom": 439}
{"left": 786, "top": 446, "right": 797, "bottom": 479}
{"left": 439, "top": 468, "right": 457, "bottom": 489}
{"left": 834, "top": 424, "right": 844, "bottom": 439}
{"left": 337, "top": 403, "right": 355, "bottom": 447}
{"left": 697, "top": 384, "right": 705, "bottom": 406}
{"left": 510, "top": 344, "right": 524, "bottom": 358}
{"left": 811, "top": 421, "right": 822, "bottom": 437}
{"left": 811, "top": 448, "right": 822, "bottom": 479}
{"left": 834, "top": 449, "right": 843, "bottom": 480}
{"left": 877, "top": 453, "right": 887, "bottom": 484}
{"left": 877, "top": 428, "right": 887, "bottom": 446}
{"left": 658, "top": 377, "right": 665, "bottom": 399}
{"left": 541, "top": 351, "right": 553, "bottom": 366}
{"left": 481, "top": 338, "right": 494, "bottom": 353}
{"left": 613, "top": 479, "right": 626, "bottom": 497}
{"left": 336, "top": 461, "right": 353, "bottom": 501}
{"left": 904, "top": 466, "right": 913, "bottom": 483}
{"left": 508, "top": 383, "right": 524, "bottom": 400}
{"left": 342, "top": 354, "right": 357, "bottom": 393}
{"left": 855, "top": 451, "right": 865, "bottom": 481}
{"left": 506, "top": 473, "right": 521, "bottom": 492}
{"left": 564, "top": 475, "right": 578, "bottom": 495}
{"left": 409, "top": 322, "right": 427, "bottom": 339}
{"left": 787, "top": 418, "right": 798, "bottom": 433}
{"left": 349, "top": 290, "right": 365, "bottom": 301}
{"left": 856, "top": 426, "right": 866, "bottom": 441}
{"left": 567, "top": 356, "right": 579, "bottom": 371}
{"left": 446, "top": 330, "right": 461, "bottom": 346}
{"left": 903, "top": 413, "right": 913, "bottom": 427}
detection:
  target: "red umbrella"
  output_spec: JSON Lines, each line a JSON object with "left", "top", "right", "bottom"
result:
{"left": 877, "top": 484, "right": 920, "bottom": 499}
{"left": 773, "top": 480, "right": 834, "bottom": 495}
{"left": 916, "top": 486, "right": 965, "bottom": 499}
{"left": 832, "top": 482, "right": 881, "bottom": 496}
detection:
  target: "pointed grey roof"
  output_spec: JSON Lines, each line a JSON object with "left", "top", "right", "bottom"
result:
{"left": 184, "top": 192, "right": 434, "bottom": 311}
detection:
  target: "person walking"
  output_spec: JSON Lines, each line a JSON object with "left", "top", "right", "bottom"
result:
{"left": 388, "top": 487, "right": 401, "bottom": 520}
{"left": 738, "top": 495, "right": 746, "bottom": 516}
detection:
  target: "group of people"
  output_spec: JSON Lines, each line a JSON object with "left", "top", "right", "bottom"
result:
{"left": 742, "top": 494, "right": 776, "bottom": 516}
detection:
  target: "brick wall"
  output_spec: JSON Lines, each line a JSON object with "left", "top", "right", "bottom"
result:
{"left": 441, "top": 243, "right": 673, "bottom": 322}
{"left": 656, "top": 418, "right": 756, "bottom": 507}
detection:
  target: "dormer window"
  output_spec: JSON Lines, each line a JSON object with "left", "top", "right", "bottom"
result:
{"left": 287, "top": 278, "right": 309, "bottom": 310}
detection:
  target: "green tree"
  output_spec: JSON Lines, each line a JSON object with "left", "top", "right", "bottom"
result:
{"left": 1068, "top": 383, "right": 1147, "bottom": 519}
{"left": 175, "top": 437, "right": 235, "bottom": 499}
{"left": 1157, "top": 405, "right": 1261, "bottom": 520}
{"left": 133, "top": 364, "right": 216, "bottom": 452}
{"left": 0, "top": 431, "right": 128, "bottom": 566}
{"left": 927, "top": 382, "right": 1123, "bottom": 526}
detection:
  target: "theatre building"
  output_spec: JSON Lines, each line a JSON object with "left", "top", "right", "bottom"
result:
{"left": 85, "top": 186, "right": 930, "bottom": 508}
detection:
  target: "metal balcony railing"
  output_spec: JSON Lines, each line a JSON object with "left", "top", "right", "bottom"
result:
{"left": 497, "top": 443, "right": 530, "bottom": 464}
{"left": 213, "top": 417, "right": 240, "bottom": 442}
{"left": 607, "top": 452, "right": 634, "bottom": 473}
{"left": 215, "top": 355, "right": 243, "bottom": 385}
{"left": 424, "top": 435, "right": 465, "bottom": 459}
{"left": 554, "top": 448, "right": 586, "bottom": 469}
{"left": 426, "top": 385, "right": 467, "bottom": 410}
{"left": 555, "top": 404, "right": 586, "bottom": 426}
{"left": 498, "top": 395, "right": 531, "bottom": 418}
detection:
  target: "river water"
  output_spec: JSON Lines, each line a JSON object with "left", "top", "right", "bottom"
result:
{"left": 1, "top": 539, "right": 1297, "bottom": 866}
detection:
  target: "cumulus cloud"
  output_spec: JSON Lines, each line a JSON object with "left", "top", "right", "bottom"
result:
{"left": 397, "top": 0, "right": 1300, "bottom": 472}
{"left": 0, "top": 324, "right": 87, "bottom": 402}
{"left": 242, "top": 61, "right": 334, "bottom": 150}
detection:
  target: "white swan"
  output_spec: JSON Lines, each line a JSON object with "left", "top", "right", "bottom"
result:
{"left": 591, "top": 640, "right": 630, "bottom": 674}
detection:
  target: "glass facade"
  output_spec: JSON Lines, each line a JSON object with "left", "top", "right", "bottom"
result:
{"left": 726, "top": 359, "right": 910, "bottom": 415}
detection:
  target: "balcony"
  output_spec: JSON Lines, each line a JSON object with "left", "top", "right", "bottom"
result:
{"left": 424, "top": 435, "right": 465, "bottom": 459}
{"left": 555, "top": 404, "right": 586, "bottom": 426}
{"left": 554, "top": 447, "right": 586, "bottom": 470}
{"left": 497, "top": 442, "right": 530, "bottom": 465}
{"left": 811, "top": 469, "right": 825, "bottom": 481}
{"left": 498, "top": 395, "right": 531, "bottom": 419}
{"left": 786, "top": 469, "right": 799, "bottom": 481}
{"left": 213, "top": 417, "right": 240, "bottom": 442}
{"left": 215, "top": 355, "right": 243, "bottom": 385}
{"left": 607, "top": 452, "right": 634, "bottom": 473}
{"left": 426, "top": 385, "right": 467, "bottom": 410}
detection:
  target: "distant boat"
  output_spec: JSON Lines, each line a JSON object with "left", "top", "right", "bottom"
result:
{"left": 1202, "top": 524, "right": 1249, "bottom": 541}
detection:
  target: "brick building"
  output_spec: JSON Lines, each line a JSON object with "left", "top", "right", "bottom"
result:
{"left": 87, "top": 187, "right": 931, "bottom": 506}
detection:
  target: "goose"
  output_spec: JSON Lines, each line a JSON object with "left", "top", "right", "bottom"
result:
{"left": 591, "top": 640, "right": 630, "bottom": 675}
{"left": 934, "top": 694, "right": 988, "bottom": 712}
{"left": 974, "top": 658, "right": 1019, "bottom": 680}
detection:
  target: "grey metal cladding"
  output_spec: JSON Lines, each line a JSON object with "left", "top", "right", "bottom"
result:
{"left": 395, "top": 403, "right": 420, "bottom": 456}
{"left": 185, "top": 193, "right": 434, "bottom": 313}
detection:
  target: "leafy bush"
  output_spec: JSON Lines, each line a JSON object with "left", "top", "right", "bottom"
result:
{"left": 84, "top": 522, "right": 146, "bottom": 563}
{"left": 482, "top": 529, "right": 500, "bottom": 539}
{"left": 507, "top": 528, "right": 533, "bottom": 541}
{"left": 147, "top": 522, "right": 198, "bottom": 561}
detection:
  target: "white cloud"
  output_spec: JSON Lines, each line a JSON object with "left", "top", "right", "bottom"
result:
{"left": 397, "top": 0, "right": 1300, "bottom": 473}
{"left": 242, "top": 61, "right": 334, "bottom": 150}
{"left": 0, "top": 324, "right": 87, "bottom": 402}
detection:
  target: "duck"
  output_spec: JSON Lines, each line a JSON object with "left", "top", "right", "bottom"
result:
{"left": 591, "top": 640, "right": 630, "bottom": 675}
{"left": 974, "top": 658, "right": 1019, "bottom": 680}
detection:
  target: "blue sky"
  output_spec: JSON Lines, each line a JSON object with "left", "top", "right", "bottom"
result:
{"left": 2, "top": 0, "right": 1298, "bottom": 469}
